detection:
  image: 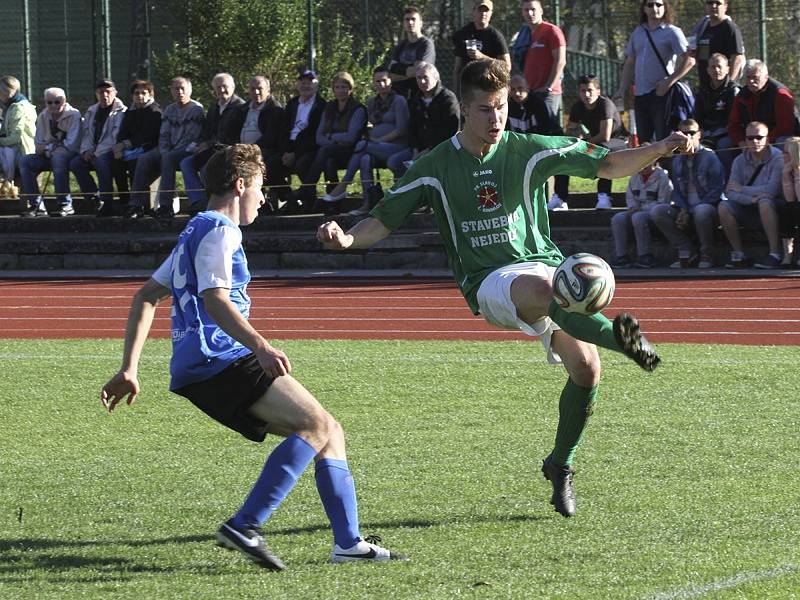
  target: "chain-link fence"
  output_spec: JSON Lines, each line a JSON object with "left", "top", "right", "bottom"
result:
{"left": 1, "top": 0, "right": 799, "bottom": 111}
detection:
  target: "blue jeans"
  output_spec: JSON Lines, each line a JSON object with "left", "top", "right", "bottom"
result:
{"left": 127, "top": 148, "right": 162, "bottom": 209}
{"left": 70, "top": 150, "right": 117, "bottom": 203}
{"left": 180, "top": 153, "right": 207, "bottom": 206}
{"left": 157, "top": 148, "right": 191, "bottom": 209}
{"left": 20, "top": 151, "right": 76, "bottom": 207}
{"left": 342, "top": 140, "right": 406, "bottom": 191}
{"left": 387, "top": 148, "right": 414, "bottom": 179}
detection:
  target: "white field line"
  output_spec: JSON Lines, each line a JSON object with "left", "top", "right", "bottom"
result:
{"left": 645, "top": 563, "right": 799, "bottom": 600}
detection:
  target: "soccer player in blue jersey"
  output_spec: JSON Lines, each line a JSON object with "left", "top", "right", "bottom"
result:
{"left": 101, "top": 144, "right": 405, "bottom": 570}
{"left": 319, "top": 60, "right": 692, "bottom": 518}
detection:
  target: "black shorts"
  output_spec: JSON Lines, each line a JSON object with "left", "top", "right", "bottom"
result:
{"left": 173, "top": 354, "right": 274, "bottom": 442}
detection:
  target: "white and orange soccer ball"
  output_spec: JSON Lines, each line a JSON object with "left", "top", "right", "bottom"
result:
{"left": 552, "top": 253, "right": 616, "bottom": 315}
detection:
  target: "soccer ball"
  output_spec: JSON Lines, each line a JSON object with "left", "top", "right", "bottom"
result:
{"left": 552, "top": 253, "right": 616, "bottom": 314}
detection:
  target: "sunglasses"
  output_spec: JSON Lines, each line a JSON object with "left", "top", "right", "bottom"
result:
{"left": 646, "top": 2, "right": 664, "bottom": 7}
{"left": 46, "top": 99, "right": 63, "bottom": 105}
{"left": 746, "top": 135, "right": 766, "bottom": 141}
{"left": 680, "top": 130, "right": 699, "bottom": 136}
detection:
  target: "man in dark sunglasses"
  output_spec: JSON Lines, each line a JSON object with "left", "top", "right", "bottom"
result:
{"left": 686, "top": 0, "right": 744, "bottom": 89}
{"left": 18, "top": 87, "right": 82, "bottom": 217}
{"left": 719, "top": 121, "right": 787, "bottom": 269}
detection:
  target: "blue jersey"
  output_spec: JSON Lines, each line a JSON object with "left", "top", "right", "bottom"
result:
{"left": 152, "top": 211, "right": 252, "bottom": 390}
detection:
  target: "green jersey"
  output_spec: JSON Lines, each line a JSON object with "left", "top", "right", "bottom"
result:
{"left": 371, "top": 131, "right": 609, "bottom": 313}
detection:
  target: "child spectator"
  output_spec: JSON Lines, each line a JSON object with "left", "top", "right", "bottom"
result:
{"left": 610, "top": 145, "right": 673, "bottom": 268}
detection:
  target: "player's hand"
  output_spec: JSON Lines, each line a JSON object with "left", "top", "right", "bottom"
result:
{"left": 317, "top": 221, "right": 353, "bottom": 250}
{"left": 655, "top": 78, "right": 672, "bottom": 97}
{"left": 256, "top": 346, "right": 292, "bottom": 377}
{"left": 100, "top": 370, "right": 140, "bottom": 412}
{"left": 659, "top": 131, "right": 692, "bottom": 156}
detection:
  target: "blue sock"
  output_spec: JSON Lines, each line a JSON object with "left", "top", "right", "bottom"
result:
{"left": 315, "top": 458, "right": 361, "bottom": 548}
{"left": 231, "top": 434, "right": 317, "bottom": 529}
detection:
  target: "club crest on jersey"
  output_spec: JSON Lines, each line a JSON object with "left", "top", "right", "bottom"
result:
{"left": 475, "top": 182, "right": 502, "bottom": 213}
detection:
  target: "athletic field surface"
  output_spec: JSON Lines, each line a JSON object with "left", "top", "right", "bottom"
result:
{"left": 1, "top": 276, "right": 798, "bottom": 599}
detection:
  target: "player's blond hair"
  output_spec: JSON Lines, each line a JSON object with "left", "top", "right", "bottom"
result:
{"left": 204, "top": 144, "right": 265, "bottom": 197}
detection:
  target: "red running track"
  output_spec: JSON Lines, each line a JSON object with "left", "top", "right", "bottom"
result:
{"left": 1, "top": 277, "right": 799, "bottom": 345}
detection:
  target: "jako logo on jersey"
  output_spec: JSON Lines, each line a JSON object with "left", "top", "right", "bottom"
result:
{"left": 475, "top": 182, "right": 502, "bottom": 213}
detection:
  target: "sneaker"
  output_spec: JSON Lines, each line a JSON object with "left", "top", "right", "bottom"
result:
{"left": 346, "top": 202, "right": 370, "bottom": 216}
{"left": 724, "top": 257, "right": 747, "bottom": 269}
{"left": 56, "top": 204, "right": 75, "bottom": 217}
{"left": 595, "top": 193, "right": 613, "bottom": 210}
{"left": 155, "top": 205, "right": 174, "bottom": 221}
{"left": 541, "top": 455, "right": 576, "bottom": 518}
{"left": 96, "top": 201, "right": 116, "bottom": 218}
{"left": 610, "top": 255, "right": 632, "bottom": 268}
{"left": 612, "top": 312, "right": 662, "bottom": 372}
{"left": 21, "top": 206, "right": 48, "bottom": 218}
{"left": 754, "top": 254, "right": 781, "bottom": 270}
{"left": 331, "top": 535, "right": 408, "bottom": 563}
{"left": 697, "top": 255, "right": 713, "bottom": 269}
{"left": 547, "top": 194, "right": 568, "bottom": 211}
{"left": 216, "top": 520, "right": 286, "bottom": 570}
{"left": 669, "top": 254, "right": 699, "bottom": 269}
{"left": 123, "top": 205, "right": 148, "bottom": 219}
{"left": 635, "top": 253, "right": 657, "bottom": 268}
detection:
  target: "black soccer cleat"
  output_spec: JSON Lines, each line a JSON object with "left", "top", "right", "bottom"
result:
{"left": 216, "top": 519, "right": 286, "bottom": 570}
{"left": 613, "top": 312, "right": 662, "bottom": 372}
{"left": 541, "top": 455, "right": 576, "bottom": 518}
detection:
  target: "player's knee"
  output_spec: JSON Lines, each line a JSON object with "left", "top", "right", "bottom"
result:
{"left": 569, "top": 355, "right": 601, "bottom": 388}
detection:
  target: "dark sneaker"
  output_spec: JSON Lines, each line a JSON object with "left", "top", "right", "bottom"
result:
{"left": 216, "top": 520, "right": 286, "bottom": 570}
{"left": 541, "top": 455, "right": 576, "bottom": 518}
{"left": 724, "top": 257, "right": 747, "bottom": 269}
{"left": 155, "top": 206, "right": 174, "bottom": 221}
{"left": 610, "top": 255, "right": 632, "bottom": 268}
{"left": 635, "top": 253, "right": 657, "bottom": 268}
{"left": 754, "top": 254, "right": 781, "bottom": 270}
{"left": 613, "top": 312, "right": 661, "bottom": 371}
{"left": 21, "top": 206, "right": 48, "bottom": 218}
{"left": 123, "top": 205, "right": 148, "bottom": 219}
{"left": 331, "top": 535, "right": 408, "bottom": 563}
{"left": 56, "top": 204, "right": 75, "bottom": 217}
{"left": 96, "top": 201, "right": 116, "bottom": 217}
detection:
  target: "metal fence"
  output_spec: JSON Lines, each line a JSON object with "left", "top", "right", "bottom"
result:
{"left": 1, "top": 0, "right": 798, "bottom": 112}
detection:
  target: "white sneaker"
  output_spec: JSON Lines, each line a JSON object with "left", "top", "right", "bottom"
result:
{"left": 595, "top": 193, "right": 613, "bottom": 209}
{"left": 331, "top": 536, "right": 408, "bottom": 563}
{"left": 547, "top": 194, "right": 568, "bottom": 211}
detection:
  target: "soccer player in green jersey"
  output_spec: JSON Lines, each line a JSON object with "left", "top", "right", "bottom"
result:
{"left": 317, "top": 59, "right": 692, "bottom": 518}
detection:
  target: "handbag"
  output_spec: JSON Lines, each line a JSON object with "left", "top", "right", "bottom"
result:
{"left": 643, "top": 27, "right": 695, "bottom": 131}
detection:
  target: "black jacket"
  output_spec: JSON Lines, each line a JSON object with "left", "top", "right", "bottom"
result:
{"left": 116, "top": 101, "right": 163, "bottom": 151}
{"left": 280, "top": 94, "right": 327, "bottom": 157}
{"left": 693, "top": 77, "right": 739, "bottom": 133}
{"left": 199, "top": 94, "right": 246, "bottom": 146}
{"left": 408, "top": 84, "right": 460, "bottom": 151}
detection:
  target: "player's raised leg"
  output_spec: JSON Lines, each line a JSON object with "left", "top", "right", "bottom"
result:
{"left": 511, "top": 274, "right": 661, "bottom": 371}
{"left": 541, "top": 333, "right": 601, "bottom": 517}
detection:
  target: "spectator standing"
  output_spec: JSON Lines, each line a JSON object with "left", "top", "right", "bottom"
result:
{"left": 70, "top": 80, "right": 127, "bottom": 216}
{"left": 652, "top": 119, "right": 725, "bottom": 268}
{"left": 719, "top": 121, "right": 785, "bottom": 269}
{"left": 780, "top": 137, "right": 800, "bottom": 268}
{"left": 610, "top": 146, "right": 673, "bottom": 268}
{"left": 238, "top": 76, "right": 284, "bottom": 211}
{"left": 452, "top": 0, "right": 510, "bottom": 98}
{"left": 517, "top": 0, "right": 566, "bottom": 122}
{"left": 387, "top": 6, "right": 436, "bottom": 99}
{"left": 614, "top": 0, "right": 694, "bottom": 143}
{"left": 386, "top": 62, "right": 460, "bottom": 180}
{"left": 565, "top": 74, "right": 627, "bottom": 210}
{"left": 149, "top": 77, "right": 205, "bottom": 219}
{"left": 275, "top": 70, "right": 327, "bottom": 214}
{"left": 19, "top": 87, "right": 81, "bottom": 217}
{"left": 299, "top": 72, "right": 366, "bottom": 215}
{"left": 116, "top": 80, "right": 164, "bottom": 219}
{"left": 692, "top": 53, "right": 739, "bottom": 176}
{"left": 687, "top": 0, "right": 744, "bottom": 88}
{"left": 727, "top": 60, "right": 797, "bottom": 149}
{"left": 180, "top": 73, "right": 245, "bottom": 214}
{"left": 0, "top": 75, "right": 36, "bottom": 199}
{"left": 322, "top": 68, "right": 409, "bottom": 216}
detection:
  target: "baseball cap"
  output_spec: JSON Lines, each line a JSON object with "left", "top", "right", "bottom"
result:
{"left": 95, "top": 79, "right": 116, "bottom": 89}
{"left": 475, "top": 0, "right": 493, "bottom": 9}
{"left": 298, "top": 69, "right": 318, "bottom": 81}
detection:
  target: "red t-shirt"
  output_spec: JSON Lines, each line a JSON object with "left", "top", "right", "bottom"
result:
{"left": 523, "top": 21, "right": 566, "bottom": 93}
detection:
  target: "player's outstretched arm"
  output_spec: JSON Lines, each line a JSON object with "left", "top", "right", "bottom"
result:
{"left": 101, "top": 278, "right": 171, "bottom": 412}
{"left": 317, "top": 217, "right": 391, "bottom": 250}
{"left": 202, "top": 288, "right": 292, "bottom": 378}
{"left": 597, "top": 131, "right": 692, "bottom": 180}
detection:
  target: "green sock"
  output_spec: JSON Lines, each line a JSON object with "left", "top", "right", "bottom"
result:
{"left": 551, "top": 378, "right": 598, "bottom": 467}
{"left": 548, "top": 300, "right": 621, "bottom": 353}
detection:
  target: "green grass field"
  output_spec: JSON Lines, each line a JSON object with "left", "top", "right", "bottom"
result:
{"left": 2, "top": 339, "right": 799, "bottom": 599}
